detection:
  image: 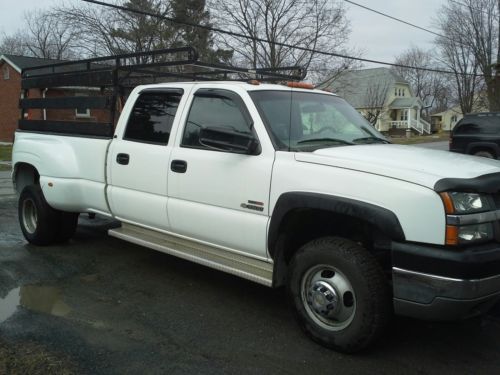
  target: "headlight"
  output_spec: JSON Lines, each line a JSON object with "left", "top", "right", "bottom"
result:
{"left": 442, "top": 192, "right": 493, "bottom": 214}
{"left": 440, "top": 192, "right": 496, "bottom": 245}
{"left": 446, "top": 223, "right": 494, "bottom": 245}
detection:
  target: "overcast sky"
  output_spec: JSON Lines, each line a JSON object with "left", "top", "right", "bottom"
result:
{"left": 0, "top": 0, "right": 446, "bottom": 66}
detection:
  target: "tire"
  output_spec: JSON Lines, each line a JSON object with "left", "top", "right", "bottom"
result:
{"left": 55, "top": 212, "right": 79, "bottom": 243}
{"left": 287, "top": 236, "right": 391, "bottom": 353}
{"left": 18, "top": 185, "right": 61, "bottom": 246}
{"left": 473, "top": 150, "right": 495, "bottom": 159}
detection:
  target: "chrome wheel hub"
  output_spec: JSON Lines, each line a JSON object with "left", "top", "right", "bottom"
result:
{"left": 308, "top": 280, "right": 339, "bottom": 317}
{"left": 22, "top": 198, "right": 38, "bottom": 234}
{"left": 301, "top": 265, "right": 356, "bottom": 331}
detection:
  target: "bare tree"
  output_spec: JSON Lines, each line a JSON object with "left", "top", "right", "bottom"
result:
{"left": 0, "top": 10, "right": 76, "bottom": 59}
{"left": 362, "top": 81, "right": 389, "bottom": 126}
{"left": 0, "top": 32, "right": 30, "bottom": 55}
{"left": 435, "top": 0, "right": 500, "bottom": 111}
{"left": 23, "top": 11, "right": 77, "bottom": 59}
{"left": 53, "top": 0, "right": 230, "bottom": 64}
{"left": 435, "top": 6, "right": 484, "bottom": 114}
{"left": 209, "top": 0, "right": 355, "bottom": 81}
{"left": 52, "top": 0, "right": 175, "bottom": 58}
{"left": 392, "top": 47, "right": 449, "bottom": 117}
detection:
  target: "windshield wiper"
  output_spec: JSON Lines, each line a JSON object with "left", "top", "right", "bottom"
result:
{"left": 297, "top": 137, "right": 354, "bottom": 145}
{"left": 352, "top": 136, "right": 390, "bottom": 144}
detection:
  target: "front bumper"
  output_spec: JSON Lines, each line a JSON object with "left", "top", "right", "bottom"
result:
{"left": 392, "top": 241, "right": 500, "bottom": 320}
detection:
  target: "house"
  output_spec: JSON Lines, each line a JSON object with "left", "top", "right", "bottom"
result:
{"left": 0, "top": 54, "right": 109, "bottom": 142}
{"left": 320, "top": 67, "right": 431, "bottom": 135}
{"left": 430, "top": 106, "right": 463, "bottom": 131}
{"left": 430, "top": 96, "right": 490, "bottom": 132}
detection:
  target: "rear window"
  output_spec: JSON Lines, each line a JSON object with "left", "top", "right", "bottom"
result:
{"left": 124, "top": 91, "right": 183, "bottom": 144}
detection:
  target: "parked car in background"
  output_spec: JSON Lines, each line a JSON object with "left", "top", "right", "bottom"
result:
{"left": 449, "top": 112, "right": 500, "bottom": 158}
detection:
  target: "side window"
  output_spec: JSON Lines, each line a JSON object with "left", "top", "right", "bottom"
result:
{"left": 182, "top": 89, "right": 252, "bottom": 149}
{"left": 454, "top": 123, "right": 480, "bottom": 134}
{"left": 124, "top": 91, "right": 182, "bottom": 145}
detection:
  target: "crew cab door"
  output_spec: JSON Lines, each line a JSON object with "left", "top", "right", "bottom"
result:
{"left": 167, "top": 87, "right": 274, "bottom": 258}
{"left": 107, "top": 88, "right": 186, "bottom": 230}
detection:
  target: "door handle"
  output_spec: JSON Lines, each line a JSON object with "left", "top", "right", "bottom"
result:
{"left": 116, "top": 153, "right": 130, "bottom": 165}
{"left": 171, "top": 159, "right": 187, "bottom": 173}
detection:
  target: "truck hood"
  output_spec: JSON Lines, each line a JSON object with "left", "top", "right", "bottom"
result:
{"left": 295, "top": 144, "right": 500, "bottom": 190}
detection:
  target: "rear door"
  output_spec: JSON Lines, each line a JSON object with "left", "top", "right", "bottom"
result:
{"left": 107, "top": 88, "right": 187, "bottom": 231}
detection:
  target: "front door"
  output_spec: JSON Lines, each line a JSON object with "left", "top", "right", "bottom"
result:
{"left": 167, "top": 87, "right": 274, "bottom": 259}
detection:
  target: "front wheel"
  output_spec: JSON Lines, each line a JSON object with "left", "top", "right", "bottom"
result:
{"left": 287, "top": 237, "right": 391, "bottom": 353}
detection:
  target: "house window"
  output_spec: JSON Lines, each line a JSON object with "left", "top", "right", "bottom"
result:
{"left": 75, "top": 93, "right": 91, "bottom": 118}
{"left": 394, "top": 88, "right": 397, "bottom": 96}
{"left": 400, "top": 110, "right": 408, "bottom": 121}
{"left": 402, "top": 89, "right": 405, "bottom": 97}
{"left": 2, "top": 66, "right": 9, "bottom": 80}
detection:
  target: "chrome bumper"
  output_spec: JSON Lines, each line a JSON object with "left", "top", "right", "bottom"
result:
{"left": 393, "top": 267, "right": 500, "bottom": 321}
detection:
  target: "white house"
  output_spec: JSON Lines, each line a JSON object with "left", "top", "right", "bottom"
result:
{"left": 320, "top": 67, "right": 431, "bottom": 135}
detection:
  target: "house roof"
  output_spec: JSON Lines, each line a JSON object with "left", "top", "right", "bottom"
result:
{"left": 320, "top": 67, "right": 409, "bottom": 108}
{"left": 0, "top": 54, "right": 66, "bottom": 73}
{"left": 431, "top": 106, "right": 463, "bottom": 117}
{"left": 388, "top": 97, "right": 421, "bottom": 109}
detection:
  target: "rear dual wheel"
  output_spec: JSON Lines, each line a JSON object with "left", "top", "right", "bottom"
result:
{"left": 287, "top": 237, "right": 391, "bottom": 353}
{"left": 19, "top": 185, "right": 79, "bottom": 245}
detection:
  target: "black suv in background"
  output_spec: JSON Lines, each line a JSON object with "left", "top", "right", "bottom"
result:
{"left": 450, "top": 112, "right": 500, "bottom": 158}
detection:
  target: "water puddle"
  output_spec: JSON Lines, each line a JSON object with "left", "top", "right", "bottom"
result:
{"left": 0, "top": 285, "right": 71, "bottom": 324}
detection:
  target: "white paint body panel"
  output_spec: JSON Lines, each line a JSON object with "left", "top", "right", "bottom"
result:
{"left": 13, "top": 133, "right": 111, "bottom": 214}
{"left": 270, "top": 152, "right": 446, "bottom": 244}
{"left": 298, "top": 144, "right": 500, "bottom": 189}
{"left": 167, "top": 84, "right": 275, "bottom": 258}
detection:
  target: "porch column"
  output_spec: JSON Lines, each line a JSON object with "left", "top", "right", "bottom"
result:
{"left": 417, "top": 106, "right": 420, "bottom": 127}
{"left": 407, "top": 108, "right": 411, "bottom": 129}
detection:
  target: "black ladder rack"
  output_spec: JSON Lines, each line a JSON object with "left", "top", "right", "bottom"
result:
{"left": 18, "top": 46, "right": 306, "bottom": 139}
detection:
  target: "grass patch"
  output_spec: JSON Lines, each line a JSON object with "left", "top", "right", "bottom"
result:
{"left": 390, "top": 133, "right": 450, "bottom": 145}
{"left": 0, "top": 145, "right": 13, "bottom": 161}
{"left": 0, "top": 164, "right": 12, "bottom": 172}
{"left": 0, "top": 339, "right": 76, "bottom": 375}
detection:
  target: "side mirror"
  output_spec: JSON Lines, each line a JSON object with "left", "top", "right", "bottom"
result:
{"left": 199, "top": 127, "right": 260, "bottom": 155}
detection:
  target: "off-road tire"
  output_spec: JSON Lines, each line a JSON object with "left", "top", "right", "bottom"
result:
{"left": 287, "top": 236, "right": 391, "bottom": 353}
{"left": 56, "top": 212, "right": 79, "bottom": 243}
{"left": 18, "top": 185, "right": 61, "bottom": 246}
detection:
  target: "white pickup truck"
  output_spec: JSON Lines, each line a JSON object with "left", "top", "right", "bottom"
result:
{"left": 12, "top": 81, "right": 500, "bottom": 353}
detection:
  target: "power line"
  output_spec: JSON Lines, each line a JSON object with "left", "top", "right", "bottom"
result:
{"left": 80, "top": 0, "right": 480, "bottom": 77}
{"left": 343, "top": 0, "right": 458, "bottom": 44}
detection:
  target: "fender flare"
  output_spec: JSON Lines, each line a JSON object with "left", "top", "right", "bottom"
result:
{"left": 465, "top": 142, "right": 500, "bottom": 157}
{"left": 267, "top": 192, "right": 405, "bottom": 259}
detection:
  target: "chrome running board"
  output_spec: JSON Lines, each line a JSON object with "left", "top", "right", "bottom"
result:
{"left": 108, "top": 223, "right": 273, "bottom": 287}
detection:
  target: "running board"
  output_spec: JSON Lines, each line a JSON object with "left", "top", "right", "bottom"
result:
{"left": 108, "top": 224, "right": 273, "bottom": 287}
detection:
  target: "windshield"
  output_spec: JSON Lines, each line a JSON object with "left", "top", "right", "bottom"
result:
{"left": 249, "top": 90, "right": 388, "bottom": 151}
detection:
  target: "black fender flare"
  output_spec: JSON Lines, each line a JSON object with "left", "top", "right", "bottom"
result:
{"left": 267, "top": 192, "right": 405, "bottom": 259}
{"left": 465, "top": 142, "right": 500, "bottom": 157}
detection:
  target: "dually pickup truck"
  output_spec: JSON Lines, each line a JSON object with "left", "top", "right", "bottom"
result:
{"left": 12, "top": 79, "right": 500, "bottom": 353}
